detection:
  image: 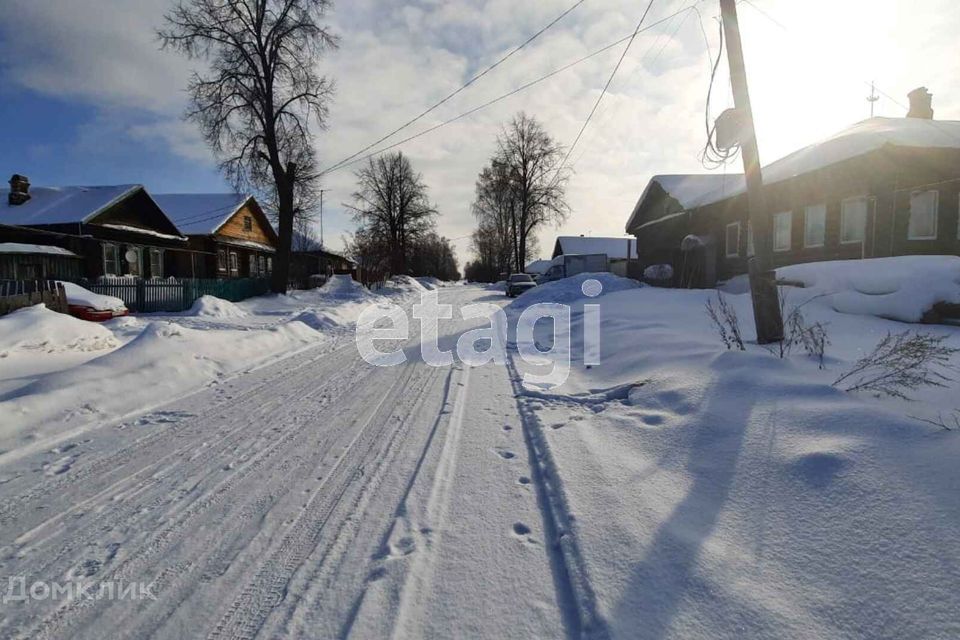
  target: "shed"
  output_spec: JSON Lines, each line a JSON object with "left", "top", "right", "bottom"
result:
{"left": 0, "top": 242, "right": 82, "bottom": 280}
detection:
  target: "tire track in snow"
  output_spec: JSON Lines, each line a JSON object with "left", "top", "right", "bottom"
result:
{"left": 506, "top": 354, "right": 611, "bottom": 640}
{"left": 206, "top": 362, "right": 441, "bottom": 640}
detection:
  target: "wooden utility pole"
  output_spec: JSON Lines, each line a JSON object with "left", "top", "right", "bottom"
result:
{"left": 720, "top": 0, "right": 783, "bottom": 344}
{"left": 319, "top": 189, "right": 328, "bottom": 249}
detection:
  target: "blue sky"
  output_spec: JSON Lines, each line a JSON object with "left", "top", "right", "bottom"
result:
{"left": 2, "top": 0, "right": 958, "bottom": 261}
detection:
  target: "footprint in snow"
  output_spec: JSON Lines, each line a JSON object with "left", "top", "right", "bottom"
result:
{"left": 495, "top": 449, "right": 516, "bottom": 460}
{"left": 512, "top": 522, "right": 531, "bottom": 536}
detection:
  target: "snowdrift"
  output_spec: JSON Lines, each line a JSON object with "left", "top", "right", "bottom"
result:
{"left": 776, "top": 255, "right": 960, "bottom": 322}
{"left": 382, "top": 275, "right": 428, "bottom": 296}
{"left": 318, "top": 274, "right": 372, "bottom": 299}
{"left": 0, "top": 320, "right": 321, "bottom": 446}
{"left": 59, "top": 281, "right": 126, "bottom": 312}
{"left": 506, "top": 272, "right": 640, "bottom": 310}
{"left": 0, "top": 304, "right": 118, "bottom": 355}
{"left": 187, "top": 295, "right": 248, "bottom": 319}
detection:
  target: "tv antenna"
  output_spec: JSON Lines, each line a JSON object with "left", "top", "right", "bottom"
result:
{"left": 867, "top": 81, "right": 879, "bottom": 117}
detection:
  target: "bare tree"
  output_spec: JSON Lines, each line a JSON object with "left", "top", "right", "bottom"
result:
{"left": 347, "top": 152, "right": 437, "bottom": 275}
{"left": 159, "top": 0, "right": 337, "bottom": 293}
{"left": 496, "top": 113, "right": 570, "bottom": 272}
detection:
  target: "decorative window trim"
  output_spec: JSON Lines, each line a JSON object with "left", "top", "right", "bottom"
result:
{"left": 229, "top": 251, "right": 239, "bottom": 276}
{"left": 803, "top": 204, "right": 827, "bottom": 249}
{"left": 773, "top": 211, "right": 792, "bottom": 252}
{"left": 725, "top": 222, "right": 741, "bottom": 258}
{"left": 217, "top": 248, "right": 227, "bottom": 272}
{"left": 907, "top": 189, "right": 939, "bottom": 240}
{"left": 148, "top": 248, "right": 164, "bottom": 279}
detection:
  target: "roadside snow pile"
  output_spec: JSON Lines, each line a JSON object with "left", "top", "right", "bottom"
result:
{"left": 319, "top": 274, "right": 372, "bottom": 299}
{"left": 776, "top": 255, "right": 960, "bottom": 322}
{"left": 289, "top": 310, "right": 339, "bottom": 331}
{"left": 509, "top": 283, "right": 960, "bottom": 639}
{"left": 415, "top": 276, "right": 452, "bottom": 290}
{"left": 507, "top": 272, "right": 639, "bottom": 310}
{"left": 0, "top": 304, "right": 118, "bottom": 355}
{"left": 59, "top": 281, "right": 126, "bottom": 312}
{"left": 0, "top": 320, "right": 322, "bottom": 446}
{"left": 187, "top": 295, "right": 248, "bottom": 318}
{"left": 382, "top": 275, "right": 427, "bottom": 296}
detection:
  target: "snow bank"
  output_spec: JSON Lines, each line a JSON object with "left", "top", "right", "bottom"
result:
{"left": 776, "top": 256, "right": 960, "bottom": 322}
{"left": 59, "top": 281, "right": 126, "bottom": 312}
{"left": 509, "top": 282, "right": 960, "bottom": 639}
{"left": 414, "top": 276, "right": 452, "bottom": 291}
{"left": 506, "top": 272, "right": 640, "bottom": 310}
{"left": 187, "top": 295, "right": 248, "bottom": 319}
{"left": 318, "top": 274, "right": 372, "bottom": 299}
{"left": 0, "top": 320, "right": 322, "bottom": 446}
{"left": 381, "top": 275, "right": 428, "bottom": 296}
{"left": 0, "top": 304, "right": 118, "bottom": 355}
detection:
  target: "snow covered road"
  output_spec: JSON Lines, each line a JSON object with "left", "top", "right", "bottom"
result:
{"left": 0, "top": 285, "right": 573, "bottom": 639}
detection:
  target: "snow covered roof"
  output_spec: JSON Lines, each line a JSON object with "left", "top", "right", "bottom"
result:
{"left": 626, "top": 174, "right": 742, "bottom": 232}
{"left": 0, "top": 243, "right": 79, "bottom": 257}
{"left": 0, "top": 185, "right": 143, "bottom": 226}
{"left": 524, "top": 259, "right": 552, "bottom": 274}
{"left": 553, "top": 236, "right": 634, "bottom": 260}
{"left": 151, "top": 193, "right": 251, "bottom": 236}
{"left": 693, "top": 116, "right": 960, "bottom": 207}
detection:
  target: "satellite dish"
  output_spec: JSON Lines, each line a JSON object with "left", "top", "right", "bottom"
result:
{"left": 125, "top": 249, "right": 138, "bottom": 263}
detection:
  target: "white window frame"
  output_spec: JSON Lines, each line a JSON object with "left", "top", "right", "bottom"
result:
{"left": 267, "top": 257, "right": 273, "bottom": 273}
{"left": 259, "top": 255, "right": 267, "bottom": 275}
{"left": 773, "top": 211, "right": 792, "bottom": 252}
{"left": 803, "top": 204, "right": 827, "bottom": 248}
{"left": 840, "top": 196, "right": 869, "bottom": 245}
{"left": 217, "top": 249, "right": 227, "bottom": 272}
{"left": 229, "top": 251, "right": 239, "bottom": 276}
{"left": 249, "top": 253, "right": 258, "bottom": 277}
{"left": 725, "top": 222, "right": 741, "bottom": 258}
{"left": 102, "top": 243, "right": 120, "bottom": 277}
{"left": 908, "top": 189, "right": 939, "bottom": 240}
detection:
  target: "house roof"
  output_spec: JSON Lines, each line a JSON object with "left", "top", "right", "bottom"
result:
{"left": 627, "top": 116, "right": 960, "bottom": 233}
{"left": 151, "top": 193, "right": 251, "bottom": 235}
{"left": 553, "top": 236, "right": 634, "bottom": 260}
{"left": 0, "top": 185, "right": 143, "bottom": 226}
{"left": 0, "top": 242, "right": 80, "bottom": 257}
{"left": 524, "top": 259, "right": 552, "bottom": 274}
{"left": 625, "top": 174, "right": 742, "bottom": 233}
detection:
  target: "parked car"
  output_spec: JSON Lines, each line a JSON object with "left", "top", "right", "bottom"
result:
{"left": 505, "top": 273, "right": 537, "bottom": 298}
{"left": 58, "top": 281, "right": 129, "bottom": 322}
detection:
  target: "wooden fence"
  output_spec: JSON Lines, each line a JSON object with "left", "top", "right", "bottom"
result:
{"left": 79, "top": 277, "right": 272, "bottom": 313}
{"left": 0, "top": 280, "right": 68, "bottom": 317}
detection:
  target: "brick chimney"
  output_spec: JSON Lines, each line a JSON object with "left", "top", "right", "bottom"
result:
{"left": 8, "top": 174, "right": 31, "bottom": 206}
{"left": 907, "top": 87, "right": 934, "bottom": 119}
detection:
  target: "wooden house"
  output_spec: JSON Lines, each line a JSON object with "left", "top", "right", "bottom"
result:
{"left": 152, "top": 193, "right": 278, "bottom": 279}
{"left": 0, "top": 241, "right": 82, "bottom": 280}
{"left": 627, "top": 96, "right": 960, "bottom": 287}
{"left": 290, "top": 231, "right": 355, "bottom": 284}
{"left": 0, "top": 176, "right": 191, "bottom": 280}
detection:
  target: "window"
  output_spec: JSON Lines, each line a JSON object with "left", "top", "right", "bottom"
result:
{"left": 249, "top": 254, "right": 258, "bottom": 277}
{"left": 149, "top": 249, "right": 163, "bottom": 279}
{"left": 103, "top": 243, "right": 120, "bottom": 276}
{"left": 266, "top": 257, "right": 273, "bottom": 273}
{"left": 217, "top": 249, "right": 227, "bottom": 272}
{"left": 773, "top": 211, "right": 792, "bottom": 252}
{"left": 243, "top": 216, "right": 253, "bottom": 231}
{"left": 126, "top": 246, "right": 142, "bottom": 277}
{"left": 229, "top": 251, "right": 239, "bottom": 276}
{"left": 908, "top": 190, "right": 938, "bottom": 240}
{"left": 259, "top": 255, "right": 266, "bottom": 275}
{"left": 804, "top": 204, "right": 826, "bottom": 248}
{"left": 725, "top": 222, "right": 741, "bottom": 258}
{"left": 841, "top": 197, "right": 868, "bottom": 244}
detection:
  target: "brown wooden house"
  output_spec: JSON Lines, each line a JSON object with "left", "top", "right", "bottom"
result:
{"left": 153, "top": 193, "right": 277, "bottom": 279}
{"left": 0, "top": 176, "right": 191, "bottom": 280}
{"left": 627, "top": 94, "right": 960, "bottom": 287}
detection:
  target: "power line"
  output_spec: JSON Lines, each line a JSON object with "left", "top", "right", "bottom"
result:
{"left": 316, "top": 1, "right": 709, "bottom": 178}
{"left": 320, "top": 0, "right": 589, "bottom": 176}
{"left": 554, "top": 0, "right": 658, "bottom": 176}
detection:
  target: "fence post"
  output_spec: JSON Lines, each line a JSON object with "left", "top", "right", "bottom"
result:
{"left": 182, "top": 279, "right": 192, "bottom": 312}
{"left": 136, "top": 279, "right": 145, "bottom": 313}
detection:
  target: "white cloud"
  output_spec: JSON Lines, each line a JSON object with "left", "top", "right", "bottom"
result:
{"left": 3, "top": 0, "right": 959, "bottom": 264}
